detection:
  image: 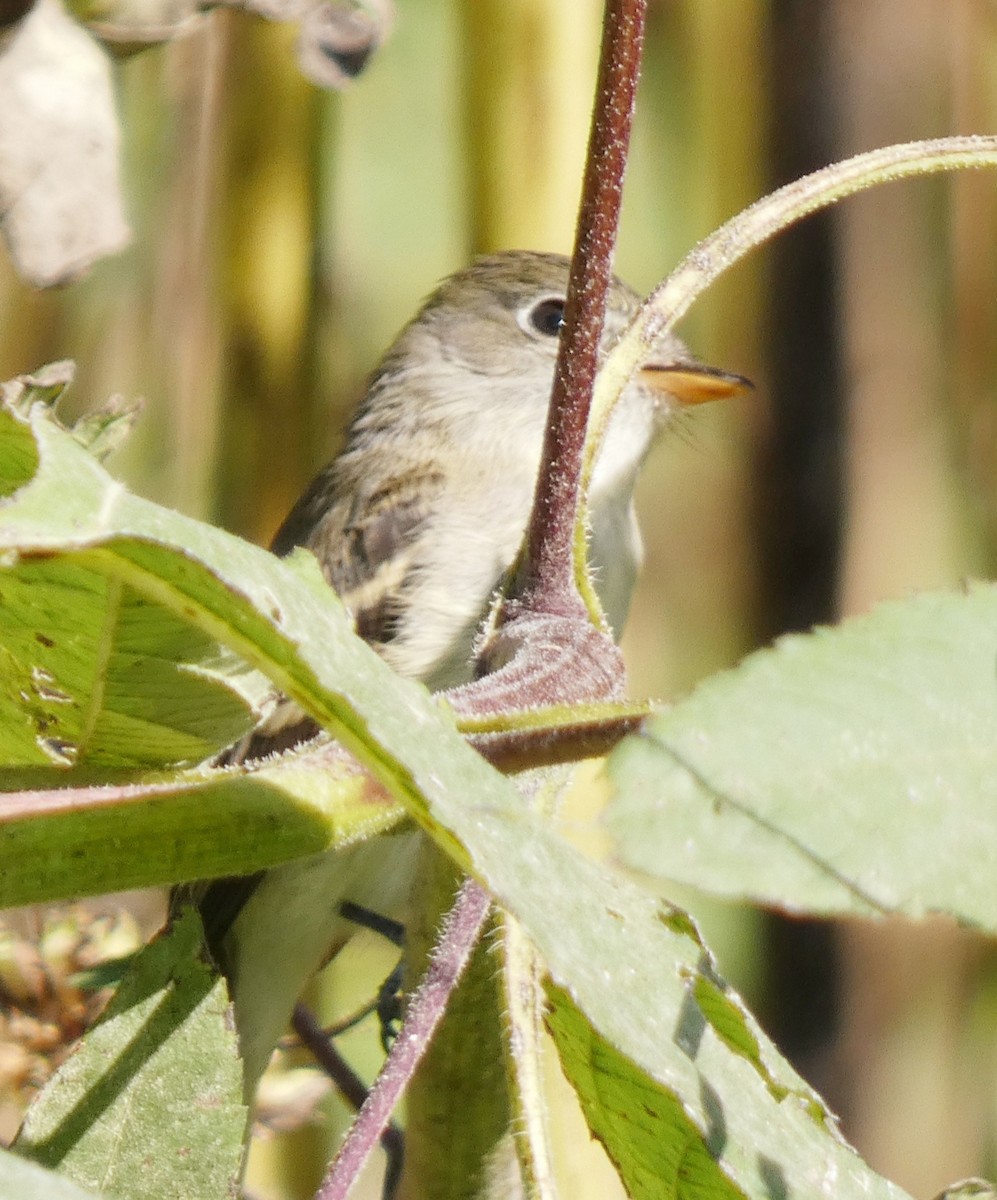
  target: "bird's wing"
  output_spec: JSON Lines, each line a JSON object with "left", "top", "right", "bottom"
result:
{"left": 220, "top": 470, "right": 447, "bottom": 771}
{"left": 199, "top": 470, "right": 448, "bottom": 949}
{"left": 320, "top": 468, "right": 446, "bottom": 649}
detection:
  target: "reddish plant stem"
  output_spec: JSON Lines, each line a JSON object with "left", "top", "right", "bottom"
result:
{"left": 314, "top": 7, "right": 650, "bottom": 1196}
{"left": 519, "top": 0, "right": 648, "bottom": 615}
{"left": 292, "top": 1004, "right": 405, "bottom": 1198}
{"left": 313, "top": 879, "right": 491, "bottom": 1200}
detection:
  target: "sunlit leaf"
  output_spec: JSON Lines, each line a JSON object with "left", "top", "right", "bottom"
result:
{"left": 546, "top": 984, "right": 747, "bottom": 1200}
{"left": 0, "top": 1148, "right": 105, "bottom": 1200}
{"left": 0, "top": 395, "right": 498, "bottom": 875}
{"left": 416, "top": 762, "right": 908, "bottom": 1200}
{"left": 605, "top": 586, "right": 997, "bottom": 927}
{"left": 0, "top": 393, "right": 911, "bottom": 1198}
{"left": 932, "top": 1182, "right": 997, "bottom": 1200}
{"left": 0, "top": 395, "right": 42, "bottom": 498}
{"left": 15, "top": 910, "right": 246, "bottom": 1200}
{"left": 0, "top": 747, "right": 404, "bottom": 908}
{"left": 0, "top": 558, "right": 258, "bottom": 768}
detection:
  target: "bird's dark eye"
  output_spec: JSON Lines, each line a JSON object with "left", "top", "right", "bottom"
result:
{"left": 527, "top": 297, "right": 565, "bottom": 337}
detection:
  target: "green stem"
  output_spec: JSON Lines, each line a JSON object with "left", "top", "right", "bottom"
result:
{"left": 580, "top": 134, "right": 997, "bottom": 536}
{"left": 498, "top": 909, "right": 558, "bottom": 1200}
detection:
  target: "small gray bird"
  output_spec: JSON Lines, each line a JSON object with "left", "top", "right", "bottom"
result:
{"left": 199, "top": 250, "right": 746, "bottom": 1095}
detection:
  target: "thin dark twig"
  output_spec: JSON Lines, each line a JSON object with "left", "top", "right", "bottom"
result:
{"left": 292, "top": 1004, "right": 376, "bottom": 1119}
{"left": 283, "top": 996, "right": 378, "bottom": 1045}
{"left": 291, "top": 1005, "right": 405, "bottom": 1199}
{"left": 312, "top": 879, "right": 491, "bottom": 1200}
{"left": 339, "top": 900, "right": 405, "bottom": 947}
{"left": 520, "top": 0, "right": 648, "bottom": 614}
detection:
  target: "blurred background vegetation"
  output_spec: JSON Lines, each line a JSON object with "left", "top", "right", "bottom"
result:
{"left": 3, "top": 1, "right": 997, "bottom": 1197}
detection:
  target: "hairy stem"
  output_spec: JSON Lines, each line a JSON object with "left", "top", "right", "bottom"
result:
{"left": 292, "top": 1005, "right": 404, "bottom": 1198}
{"left": 583, "top": 135, "right": 997, "bottom": 500}
{"left": 518, "top": 0, "right": 647, "bottom": 620}
{"left": 312, "top": 879, "right": 491, "bottom": 1200}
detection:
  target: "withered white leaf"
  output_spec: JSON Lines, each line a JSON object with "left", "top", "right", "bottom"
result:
{"left": 0, "top": 0, "right": 130, "bottom": 287}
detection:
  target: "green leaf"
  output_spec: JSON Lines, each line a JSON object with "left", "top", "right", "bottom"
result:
{"left": 0, "top": 1148, "right": 105, "bottom": 1200}
{"left": 0, "top": 398, "right": 907, "bottom": 1196}
{"left": 605, "top": 586, "right": 997, "bottom": 926}
{"left": 15, "top": 910, "right": 246, "bottom": 1200}
{"left": 0, "top": 375, "right": 262, "bottom": 773}
{"left": 0, "top": 361, "right": 75, "bottom": 418}
{"left": 68, "top": 393, "right": 142, "bottom": 463}
{"left": 415, "top": 763, "right": 907, "bottom": 1199}
{"left": 932, "top": 1183, "right": 997, "bottom": 1200}
{"left": 0, "top": 399, "right": 41, "bottom": 498}
{"left": 0, "top": 396, "right": 505, "bottom": 879}
{"left": 546, "top": 984, "right": 747, "bottom": 1200}
{"left": 0, "top": 559, "right": 257, "bottom": 768}
{"left": 0, "top": 750, "right": 404, "bottom": 907}
{"left": 0, "top": 363, "right": 76, "bottom": 499}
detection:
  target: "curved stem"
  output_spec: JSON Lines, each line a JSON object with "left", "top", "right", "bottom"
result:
{"left": 581, "top": 135, "right": 997, "bottom": 507}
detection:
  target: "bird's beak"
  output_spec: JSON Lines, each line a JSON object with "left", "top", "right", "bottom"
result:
{"left": 638, "top": 361, "right": 753, "bottom": 406}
